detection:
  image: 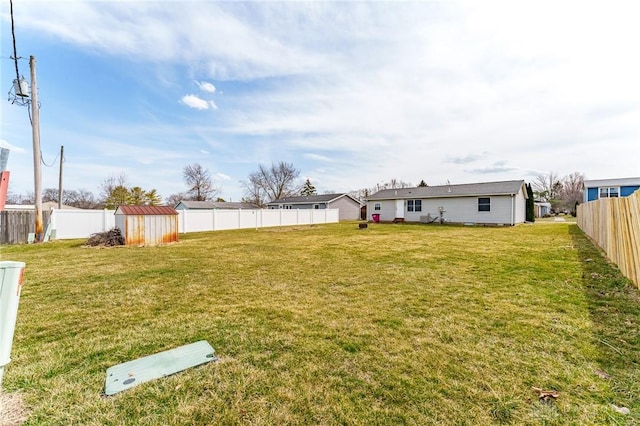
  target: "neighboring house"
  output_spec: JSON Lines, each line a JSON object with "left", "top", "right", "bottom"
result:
{"left": 583, "top": 177, "right": 640, "bottom": 202}
{"left": 534, "top": 202, "right": 552, "bottom": 218}
{"left": 266, "top": 193, "right": 362, "bottom": 221}
{"left": 174, "top": 201, "right": 260, "bottom": 210}
{"left": 366, "top": 180, "right": 527, "bottom": 226}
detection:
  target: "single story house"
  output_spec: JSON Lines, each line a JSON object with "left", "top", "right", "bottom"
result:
{"left": 366, "top": 180, "right": 527, "bottom": 226}
{"left": 266, "top": 193, "right": 362, "bottom": 221}
{"left": 534, "top": 202, "right": 552, "bottom": 218}
{"left": 583, "top": 177, "right": 640, "bottom": 202}
{"left": 174, "top": 201, "right": 260, "bottom": 210}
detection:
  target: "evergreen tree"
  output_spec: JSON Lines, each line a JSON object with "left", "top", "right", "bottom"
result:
{"left": 301, "top": 178, "right": 317, "bottom": 196}
{"left": 418, "top": 180, "right": 428, "bottom": 187}
{"left": 104, "top": 185, "right": 131, "bottom": 209}
{"left": 145, "top": 189, "right": 162, "bottom": 206}
{"left": 129, "top": 187, "right": 147, "bottom": 205}
{"left": 526, "top": 183, "right": 535, "bottom": 222}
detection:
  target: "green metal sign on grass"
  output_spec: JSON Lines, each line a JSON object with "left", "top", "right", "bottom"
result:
{"left": 104, "top": 340, "right": 218, "bottom": 396}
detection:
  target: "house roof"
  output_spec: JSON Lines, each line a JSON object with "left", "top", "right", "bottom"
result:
{"left": 584, "top": 177, "right": 640, "bottom": 187}
{"left": 366, "top": 180, "right": 526, "bottom": 201}
{"left": 115, "top": 205, "right": 178, "bottom": 215}
{"left": 175, "top": 201, "right": 260, "bottom": 209}
{"left": 267, "top": 193, "right": 360, "bottom": 205}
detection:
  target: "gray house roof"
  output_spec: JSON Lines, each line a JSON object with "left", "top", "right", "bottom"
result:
{"left": 175, "top": 201, "right": 260, "bottom": 209}
{"left": 267, "top": 193, "right": 361, "bottom": 205}
{"left": 367, "top": 180, "right": 527, "bottom": 201}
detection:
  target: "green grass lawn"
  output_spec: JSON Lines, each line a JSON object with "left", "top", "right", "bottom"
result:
{"left": 535, "top": 215, "right": 577, "bottom": 223}
{"left": 1, "top": 222, "right": 638, "bottom": 425}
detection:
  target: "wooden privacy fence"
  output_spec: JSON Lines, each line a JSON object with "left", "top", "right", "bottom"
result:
{"left": 577, "top": 190, "right": 640, "bottom": 288}
{"left": 0, "top": 210, "right": 52, "bottom": 245}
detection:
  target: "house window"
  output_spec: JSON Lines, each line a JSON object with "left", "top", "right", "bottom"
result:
{"left": 407, "top": 199, "right": 422, "bottom": 212}
{"left": 314, "top": 204, "right": 320, "bottom": 209}
{"left": 374, "top": 203, "right": 381, "bottom": 211}
{"left": 600, "top": 187, "right": 619, "bottom": 198}
{"left": 284, "top": 205, "right": 292, "bottom": 209}
{"left": 478, "top": 197, "right": 491, "bottom": 212}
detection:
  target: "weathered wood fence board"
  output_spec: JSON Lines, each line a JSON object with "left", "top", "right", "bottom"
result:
{"left": 0, "top": 210, "right": 51, "bottom": 245}
{"left": 578, "top": 190, "right": 640, "bottom": 288}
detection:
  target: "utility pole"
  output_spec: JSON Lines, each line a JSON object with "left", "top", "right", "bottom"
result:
{"left": 30, "top": 55, "right": 43, "bottom": 242}
{"left": 58, "top": 145, "right": 64, "bottom": 209}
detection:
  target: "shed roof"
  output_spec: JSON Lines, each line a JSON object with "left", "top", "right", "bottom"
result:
{"left": 367, "top": 180, "right": 526, "bottom": 200}
{"left": 115, "top": 205, "right": 178, "bottom": 215}
{"left": 267, "top": 193, "right": 360, "bottom": 205}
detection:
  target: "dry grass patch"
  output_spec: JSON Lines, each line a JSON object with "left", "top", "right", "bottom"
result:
{"left": 0, "top": 222, "right": 638, "bottom": 424}
{"left": 0, "top": 391, "right": 29, "bottom": 426}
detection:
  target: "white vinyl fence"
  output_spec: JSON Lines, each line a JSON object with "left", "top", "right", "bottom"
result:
{"left": 49, "top": 208, "right": 339, "bottom": 240}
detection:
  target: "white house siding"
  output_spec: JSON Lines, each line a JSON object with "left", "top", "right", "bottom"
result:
{"left": 367, "top": 200, "right": 396, "bottom": 221}
{"left": 330, "top": 197, "right": 361, "bottom": 220}
{"left": 386, "top": 195, "right": 523, "bottom": 225}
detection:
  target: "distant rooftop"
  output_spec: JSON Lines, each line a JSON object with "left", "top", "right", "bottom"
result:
{"left": 366, "top": 180, "right": 526, "bottom": 200}
{"left": 267, "top": 193, "right": 357, "bottom": 204}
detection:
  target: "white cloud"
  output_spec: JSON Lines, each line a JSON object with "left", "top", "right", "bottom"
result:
{"left": 196, "top": 81, "right": 216, "bottom": 93}
{"left": 304, "top": 153, "right": 333, "bottom": 162}
{"left": 3, "top": 1, "right": 638, "bottom": 199}
{"left": 200, "top": 150, "right": 210, "bottom": 155}
{"left": 215, "top": 173, "right": 232, "bottom": 181}
{"left": 0, "top": 139, "right": 26, "bottom": 153}
{"left": 181, "top": 94, "right": 213, "bottom": 110}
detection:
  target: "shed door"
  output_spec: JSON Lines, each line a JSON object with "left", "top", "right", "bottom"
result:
{"left": 395, "top": 200, "right": 404, "bottom": 218}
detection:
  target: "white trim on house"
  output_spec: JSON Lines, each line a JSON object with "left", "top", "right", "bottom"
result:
{"left": 584, "top": 177, "right": 640, "bottom": 188}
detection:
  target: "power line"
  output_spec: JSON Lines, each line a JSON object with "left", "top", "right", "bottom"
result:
{"left": 9, "top": 0, "right": 22, "bottom": 82}
{"left": 41, "top": 151, "right": 60, "bottom": 168}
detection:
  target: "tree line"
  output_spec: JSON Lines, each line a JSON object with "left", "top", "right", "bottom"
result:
{"left": 6, "top": 162, "right": 586, "bottom": 213}
{"left": 532, "top": 171, "right": 584, "bottom": 215}
{"left": 5, "top": 161, "right": 307, "bottom": 209}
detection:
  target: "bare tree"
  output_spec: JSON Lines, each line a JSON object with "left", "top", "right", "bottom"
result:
{"left": 533, "top": 172, "right": 562, "bottom": 203}
{"left": 240, "top": 178, "right": 268, "bottom": 207}
{"left": 559, "top": 172, "right": 584, "bottom": 214}
{"left": 69, "top": 189, "right": 99, "bottom": 209}
{"left": 165, "top": 192, "right": 188, "bottom": 206}
{"left": 5, "top": 187, "right": 28, "bottom": 204}
{"left": 42, "top": 188, "right": 60, "bottom": 203}
{"left": 388, "top": 178, "right": 413, "bottom": 189}
{"left": 99, "top": 174, "right": 128, "bottom": 204}
{"left": 243, "top": 161, "right": 301, "bottom": 205}
{"left": 183, "top": 163, "right": 217, "bottom": 201}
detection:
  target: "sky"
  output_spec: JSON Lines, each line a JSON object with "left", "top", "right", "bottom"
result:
{"left": 1, "top": 1, "right": 639, "bottom": 203}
